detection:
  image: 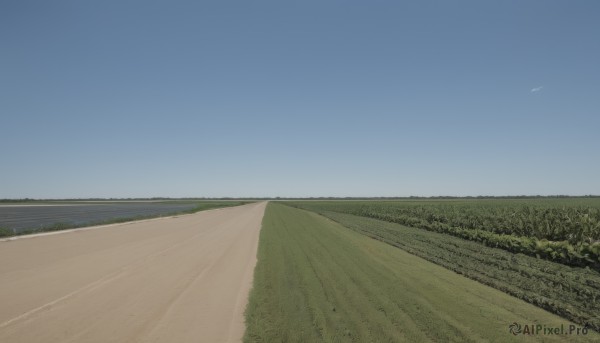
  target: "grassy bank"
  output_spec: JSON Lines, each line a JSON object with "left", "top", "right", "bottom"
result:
{"left": 245, "top": 203, "right": 598, "bottom": 342}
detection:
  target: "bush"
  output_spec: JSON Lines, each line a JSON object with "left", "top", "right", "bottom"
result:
{"left": 0, "top": 227, "right": 13, "bottom": 237}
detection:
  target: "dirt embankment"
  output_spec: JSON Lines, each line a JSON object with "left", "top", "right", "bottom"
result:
{"left": 0, "top": 202, "right": 266, "bottom": 343}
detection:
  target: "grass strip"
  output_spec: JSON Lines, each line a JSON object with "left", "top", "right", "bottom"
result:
{"left": 244, "top": 203, "right": 598, "bottom": 342}
{"left": 295, "top": 208, "right": 600, "bottom": 333}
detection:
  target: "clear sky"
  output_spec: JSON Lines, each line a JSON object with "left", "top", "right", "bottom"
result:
{"left": 1, "top": 1, "right": 599, "bottom": 198}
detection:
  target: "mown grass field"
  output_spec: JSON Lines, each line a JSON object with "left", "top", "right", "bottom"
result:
{"left": 300, "top": 208, "right": 600, "bottom": 331}
{"left": 245, "top": 203, "right": 599, "bottom": 342}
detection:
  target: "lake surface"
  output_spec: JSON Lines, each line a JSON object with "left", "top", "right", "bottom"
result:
{"left": 0, "top": 202, "right": 199, "bottom": 233}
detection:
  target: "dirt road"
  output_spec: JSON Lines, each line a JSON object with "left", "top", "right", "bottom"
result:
{"left": 0, "top": 202, "right": 267, "bottom": 343}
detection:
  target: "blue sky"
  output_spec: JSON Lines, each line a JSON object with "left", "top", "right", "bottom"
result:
{"left": 1, "top": 1, "right": 599, "bottom": 198}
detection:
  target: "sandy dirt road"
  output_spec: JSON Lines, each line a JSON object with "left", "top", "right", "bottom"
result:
{"left": 0, "top": 202, "right": 267, "bottom": 343}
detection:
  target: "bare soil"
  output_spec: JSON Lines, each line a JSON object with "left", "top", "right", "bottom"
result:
{"left": 0, "top": 202, "right": 266, "bottom": 343}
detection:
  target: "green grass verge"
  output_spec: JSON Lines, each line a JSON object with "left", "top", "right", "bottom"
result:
{"left": 245, "top": 203, "right": 599, "bottom": 342}
{"left": 301, "top": 209, "right": 600, "bottom": 332}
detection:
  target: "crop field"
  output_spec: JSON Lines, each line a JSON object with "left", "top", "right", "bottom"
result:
{"left": 280, "top": 199, "right": 600, "bottom": 333}
{"left": 0, "top": 201, "right": 248, "bottom": 236}
{"left": 245, "top": 203, "right": 599, "bottom": 342}
{"left": 288, "top": 198, "right": 600, "bottom": 268}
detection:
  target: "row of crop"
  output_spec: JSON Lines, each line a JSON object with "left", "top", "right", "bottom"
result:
{"left": 362, "top": 208, "right": 600, "bottom": 268}
{"left": 293, "top": 201, "right": 600, "bottom": 269}
{"left": 292, "top": 207, "right": 600, "bottom": 332}
{"left": 331, "top": 202, "right": 600, "bottom": 243}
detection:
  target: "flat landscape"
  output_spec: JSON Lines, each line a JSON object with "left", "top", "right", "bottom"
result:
{"left": 3, "top": 1, "right": 598, "bottom": 342}
{"left": 245, "top": 202, "right": 600, "bottom": 342}
{"left": 2, "top": 199, "right": 600, "bottom": 342}
{"left": 0, "top": 201, "right": 247, "bottom": 235}
{"left": 0, "top": 202, "right": 266, "bottom": 343}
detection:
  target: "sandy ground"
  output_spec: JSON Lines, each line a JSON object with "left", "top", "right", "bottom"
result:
{"left": 0, "top": 202, "right": 267, "bottom": 343}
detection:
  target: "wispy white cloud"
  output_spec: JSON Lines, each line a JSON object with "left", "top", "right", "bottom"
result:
{"left": 530, "top": 86, "right": 544, "bottom": 93}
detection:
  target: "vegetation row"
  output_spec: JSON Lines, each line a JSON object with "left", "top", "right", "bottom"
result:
{"left": 286, "top": 202, "right": 600, "bottom": 332}
{"left": 288, "top": 200, "right": 600, "bottom": 270}
{"left": 246, "top": 204, "right": 599, "bottom": 341}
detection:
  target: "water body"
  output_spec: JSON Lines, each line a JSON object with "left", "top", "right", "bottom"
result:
{"left": 0, "top": 202, "right": 199, "bottom": 233}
